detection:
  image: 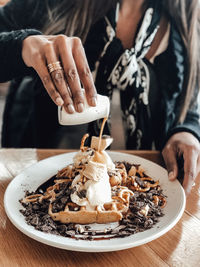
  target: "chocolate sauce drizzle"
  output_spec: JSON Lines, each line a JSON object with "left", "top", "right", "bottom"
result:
{"left": 20, "top": 162, "right": 165, "bottom": 241}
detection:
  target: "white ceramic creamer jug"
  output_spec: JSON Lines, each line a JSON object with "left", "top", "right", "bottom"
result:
{"left": 58, "top": 92, "right": 110, "bottom": 125}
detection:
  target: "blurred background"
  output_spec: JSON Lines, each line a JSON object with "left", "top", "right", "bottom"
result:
{"left": 0, "top": 0, "right": 199, "bottom": 148}
{"left": 0, "top": 83, "right": 7, "bottom": 146}
{"left": 0, "top": 1, "right": 9, "bottom": 145}
{"left": 0, "top": 0, "right": 8, "bottom": 5}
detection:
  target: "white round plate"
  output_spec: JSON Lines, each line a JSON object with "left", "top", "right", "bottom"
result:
{"left": 4, "top": 151, "right": 186, "bottom": 252}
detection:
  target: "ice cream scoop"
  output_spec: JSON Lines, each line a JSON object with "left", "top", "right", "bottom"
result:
{"left": 73, "top": 148, "right": 94, "bottom": 167}
{"left": 84, "top": 162, "right": 112, "bottom": 206}
{"left": 82, "top": 161, "right": 106, "bottom": 181}
{"left": 70, "top": 161, "right": 112, "bottom": 208}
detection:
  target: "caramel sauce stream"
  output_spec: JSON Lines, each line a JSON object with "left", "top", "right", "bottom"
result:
{"left": 98, "top": 117, "right": 107, "bottom": 152}
{"left": 93, "top": 117, "right": 107, "bottom": 164}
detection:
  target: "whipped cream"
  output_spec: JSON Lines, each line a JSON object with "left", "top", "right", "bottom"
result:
{"left": 84, "top": 161, "right": 112, "bottom": 206}
{"left": 70, "top": 161, "right": 112, "bottom": 209}
{"left": 71, "top": 134, "right": 115, "bottom": 210}
{"left": 73, "top": 148, "right": 94, "bottom": 167}
{"left": 91, "top": 136, "right": 115, "bottom": 170}
{"left": 70, "top": 175, "right": 88, "bottom": 206}
{"left": 85, "top": 177, "right": 111, "bottom": 206}
{"left": 100, "top": 151, "right": 115, "bottom": 170}
{"left": 73, "top": 148, "right": 114, "bottom": 171}
{"left": 83, "top": 160, "right": 107, "bottom": 181}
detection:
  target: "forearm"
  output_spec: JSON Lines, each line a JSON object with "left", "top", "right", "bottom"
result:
{"left": 0, "top": 30, "right": 42, "bottom": 82}
{"left": 0, "top": 0, "right": 47, "bottom": 81}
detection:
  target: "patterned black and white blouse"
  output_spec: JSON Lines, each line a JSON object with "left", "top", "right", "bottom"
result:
{"left": 86, "top": 0, "right": 164, "bottom": 149}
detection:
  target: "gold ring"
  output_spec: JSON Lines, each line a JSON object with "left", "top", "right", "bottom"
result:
{"left": 47, "top": 61, "right": 62, "bottom": 73}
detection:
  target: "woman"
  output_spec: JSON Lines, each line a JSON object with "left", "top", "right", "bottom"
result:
{"left": 0, "top": 0, "right": 199, "bottom": 195}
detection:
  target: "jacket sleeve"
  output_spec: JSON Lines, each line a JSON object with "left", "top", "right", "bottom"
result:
{"left": 166, "top": 22, "right": 200, "bottom": 143}
{"left": 0, "top": 0, "right": 49, "bottom": 82}
{"left": 166, "top": 87, "right": 200, "bottom": 142}
{"left": 154, "top": 20, "right": 200, "bottom": 149}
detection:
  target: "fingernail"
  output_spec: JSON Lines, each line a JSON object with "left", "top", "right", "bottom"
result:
{"left": 56, "top": 97, "right": 64, "bottom": 106}
{"left": 91, "top": 96, "right": 97, "bottom": 106}
{"left": 169, "top": 171, "right": 174, "bottom": 181}
{"left": 77, "top": 103, "right": 84, "bottom": 113}
{"left": 67, "top": 104, "right": 75, "bottom": 114}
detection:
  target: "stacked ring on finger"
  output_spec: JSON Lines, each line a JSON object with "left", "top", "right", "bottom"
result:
{"left": 47, "top": 61, "right": 62, "bottom": 73}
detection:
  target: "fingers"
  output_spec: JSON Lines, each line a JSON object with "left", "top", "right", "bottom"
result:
{"left": 34, "top": 55, "right": 64, "bottom": 106}
{"left": 162, "top": 145, "right": 178, "bottom": 181}
{"left": 71, "top": 37, "right": 97, "bottom": 106}
{"left": 57, "top": 36, "right": 85, "bottom": 113}
{"left": 182, "top": 149, "right": 198, "bottom": 195}
{"left": 44, "top": 41, "right": 75, "bottom": 114}
{"left": 23, "top": 34, "right": 97, "bottom": 113}
{"left": 162, "top": 133, "right": 200, "bottom": 197}
{"left": 58, "top": 36, "right": 97, "bottom": 108}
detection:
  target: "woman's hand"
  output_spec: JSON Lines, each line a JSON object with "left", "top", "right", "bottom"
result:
{"left": 162, "top": 132, "right": 200, "bottom": 196}
{"left": 22, "top": 35, "right": 97, "bottom": 113}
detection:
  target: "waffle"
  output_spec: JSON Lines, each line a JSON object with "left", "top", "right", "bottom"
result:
{"left": 22, "top": 178, "right": 133, "bottom": 224}
{"left": 22, "top": 156, "right": 165, "bottom": 224}
{"left": 22, "top": 160, "right": 163, "bottom": 224}
{"left": 48, "top": 201, "right": 123, "bottom": 224}
{"left": 21, "top": 134, "right": 165, "bottom": 225}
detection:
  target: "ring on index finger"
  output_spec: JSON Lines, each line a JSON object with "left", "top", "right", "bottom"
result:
{"left": 47, "top": 61, "right": 62, "bottom": 73}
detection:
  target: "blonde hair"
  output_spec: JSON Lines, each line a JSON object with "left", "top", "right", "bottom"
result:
{"left": 43, "top": 0, "right": 117, "bottom": 43}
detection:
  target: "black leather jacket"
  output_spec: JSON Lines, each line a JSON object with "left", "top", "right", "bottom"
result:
{"left": 0, "top": 0, "right": 199, "bottom": 149}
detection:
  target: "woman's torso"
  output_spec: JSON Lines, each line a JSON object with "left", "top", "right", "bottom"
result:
{"left": 2, "top": 0, "right": 185, "bottom": 150}
{"left": 85, "top": 1, "right": 170, "bottom": 149}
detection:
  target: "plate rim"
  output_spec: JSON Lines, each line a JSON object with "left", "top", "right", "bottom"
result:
{"left": 4, "top": 151, "right": 186, "bottom": 252}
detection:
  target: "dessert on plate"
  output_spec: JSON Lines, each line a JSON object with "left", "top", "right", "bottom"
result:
{"left": 20, "top": 133, "right": 166, "bottom": 240}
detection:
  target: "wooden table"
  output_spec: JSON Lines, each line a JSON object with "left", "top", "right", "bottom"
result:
{"left": 0, "top": 149, "right": 200, "bottom": 267}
